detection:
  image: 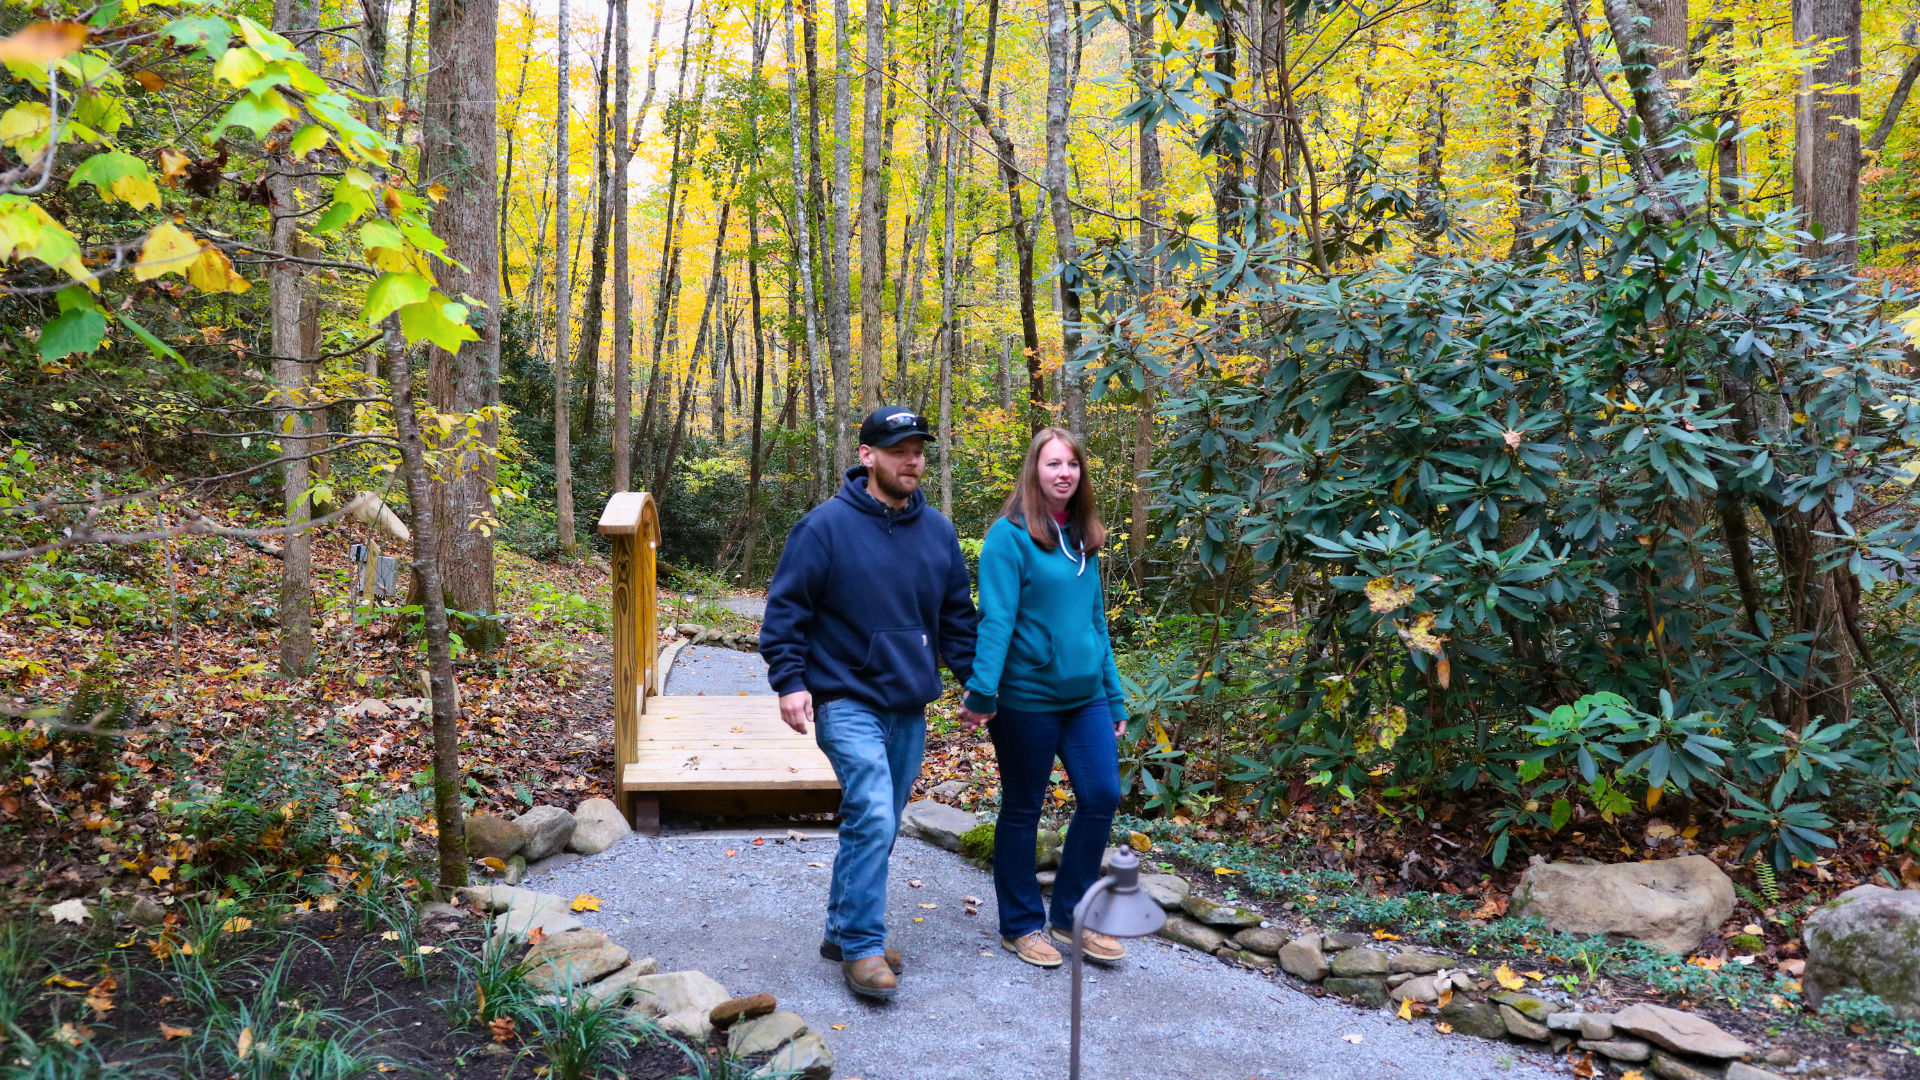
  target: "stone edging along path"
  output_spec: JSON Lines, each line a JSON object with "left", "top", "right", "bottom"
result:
{"left": 457, "top": 883, "right": 836, "bottom": 1078}
{"left": 899, "top": 799, "right": 1798, "bottom": 1080}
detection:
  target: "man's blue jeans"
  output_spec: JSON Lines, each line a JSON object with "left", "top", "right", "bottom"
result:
{"left": 814, "top": 697, "right": 925, "bottom": 962}
{"left": 988, "top": 699, "right": 1121, "bottom": 939}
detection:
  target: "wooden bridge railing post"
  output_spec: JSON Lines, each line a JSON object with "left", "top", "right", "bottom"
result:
{"left": 597, "top": 492, "right": 660, "bottom": 827}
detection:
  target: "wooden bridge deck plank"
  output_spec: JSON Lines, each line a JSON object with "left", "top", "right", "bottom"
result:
{"left": 622, "top": 694, "right": 841, "bottom": 805}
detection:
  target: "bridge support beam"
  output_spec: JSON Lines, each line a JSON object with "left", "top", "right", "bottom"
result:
{"left": 597, "top": 491, "right": 660, "bottom": 826}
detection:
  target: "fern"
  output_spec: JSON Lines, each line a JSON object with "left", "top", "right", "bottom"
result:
{"left": 1752, "top": 859, "right": 1780, "bottom": 904}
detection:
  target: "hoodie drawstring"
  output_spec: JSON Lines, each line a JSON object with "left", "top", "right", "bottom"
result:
{"left": 1054, "top": 521, "right": 1088, "bottom": 577}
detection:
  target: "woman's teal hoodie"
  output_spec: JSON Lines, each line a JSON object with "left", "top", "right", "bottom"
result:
{"left": 963, "top": 514, "right": 1126, "bottom": 720}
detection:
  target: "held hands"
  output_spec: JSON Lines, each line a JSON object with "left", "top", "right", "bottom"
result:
{"left": 779, "top": 690, "right": 814, "bottom": 734}
{"left": 957, "top": 707, "right": 994, "bottom": 733}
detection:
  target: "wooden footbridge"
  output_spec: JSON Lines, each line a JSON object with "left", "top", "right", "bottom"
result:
{"left": 598, "top": 493, "right": 840, "bottom": 832}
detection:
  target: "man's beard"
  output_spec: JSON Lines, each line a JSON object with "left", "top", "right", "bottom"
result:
{"left": 871, "top": 461, "right": 920, "bottom": 502}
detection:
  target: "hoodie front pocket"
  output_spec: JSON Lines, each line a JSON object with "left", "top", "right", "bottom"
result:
{"left": 856, "top": 627, "right": 944, "bottom": 705}
{"left": 1042, "top": 628, "right": 1100, "bottom": 701}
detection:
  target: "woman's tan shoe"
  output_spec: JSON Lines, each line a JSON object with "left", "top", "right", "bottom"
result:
{"left": 1002, "top": 930, "right": 1064, "bottom": 968}
{"left": 841, "top": 955, "right": 898, "bottom": 999}
{"left": 1049, "top": 926, "right": 1126, "bottom": 963}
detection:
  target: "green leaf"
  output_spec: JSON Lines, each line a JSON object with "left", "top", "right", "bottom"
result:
{"left": 216, "top": 89, "right": 294, "bottom": 138}
{"left": 39, "top": 309, "right": 106, "bottom": 361}
{"left": 1549, "top": 798, "right": 1572, "bottom": 832}
{"left": 397, "top": 293, "right": 479, "bottom": 353}
{"left": 364, "top": 272, "right": 431, "bottom": 326}
{"left": 312, "top": 187, "right": 372, "bottom": 235}
{"left": 289, "top": 124, "right": 328, "bottom": 158}
{"left": 117, "top": 313, "right": 182, "bottom": 362}
{"left": 161, "top": 15, "right": 232, "bottom": 58}
{"left": 358, "top": 219, "right": 403, "bottom": 252}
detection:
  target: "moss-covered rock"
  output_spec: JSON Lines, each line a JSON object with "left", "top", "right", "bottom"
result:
{"left": 959, "top": 822, "right": 996, "bottom": 862}
{"left": 1803, "top": 884, "right": 1920, "bottom": 1020}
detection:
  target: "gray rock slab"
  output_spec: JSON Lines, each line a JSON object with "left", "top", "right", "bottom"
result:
{"left": 515, "top": 805, "right": 578, "bottom": 862}
{"left": 1510, "top": 856, "right": 1735, "bottom": 954}
{"left": 1613, "top": 1002, "right": 1752, "bottom": 1059}
{"left": 570, "top": 798, "right": 633, "bottom": 856}
{"left": 663, "top": 645, "right": 774, "bottom": 696}
{"left": 519, "top": 832, "right": 1564, "bottom": 1080}
{"left": 900, "top": 800, "right": 979, "bottom": 853}
{"left": 1140, "top": 873, "right": 1190, "bottom": 910}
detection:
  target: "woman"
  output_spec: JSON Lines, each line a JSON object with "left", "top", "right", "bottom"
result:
{"left": 960, "top": 427, "right": 1129, "bottom": 968}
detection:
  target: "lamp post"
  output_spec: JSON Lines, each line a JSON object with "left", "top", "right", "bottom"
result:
{"left": 1068, "top": 847, "right": 1166, "bottom": 1080}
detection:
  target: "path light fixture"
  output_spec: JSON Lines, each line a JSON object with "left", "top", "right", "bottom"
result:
{"left": 1068, "top": 847, "right": 1167, "bottom": 1080}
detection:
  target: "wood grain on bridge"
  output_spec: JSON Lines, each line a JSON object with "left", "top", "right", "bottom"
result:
{"left": 599, "top": 492, "right": 840, "bottom": 833}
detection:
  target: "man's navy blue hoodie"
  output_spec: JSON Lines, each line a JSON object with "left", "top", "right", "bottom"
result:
{"left": 761, "top": 467, "right": 977, "bottom": 713}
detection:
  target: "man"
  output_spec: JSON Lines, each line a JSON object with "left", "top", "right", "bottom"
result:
{"left": 761, "top": 406, "right": 980, "bottom": 1000}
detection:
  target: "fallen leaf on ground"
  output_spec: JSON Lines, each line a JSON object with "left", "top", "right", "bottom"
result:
{"left": 1494, "top": 963, "right": 1525, "bottom": 990}
{"left": 316, "top": 897, "right": 338, "bottom": 912}
{"left": 1397, "top": 999, "right": 1414, "bottom": 1020}
{"left": 1129, "top": 831, "right": 1151, "bottom": 852}
{"left": 751, "top": 838, "right": 765, "bottom": 846}
{"left": 149, "top": 867, "right": 170, "bottom": 884}
{"left": 1689, "top": 956, "right": 1725, "bottom": 971}
{"left": 724, "top": 849, "right": 737, "bottom": 857}
{"left": 1572, "top": 1052, "right": 1596, "bottom": 1078}
{"left": 417, "top": 945, "right": 441, "bottom": 955}
{"left": 1778, "top": 958, "right": 1805, "bottom": 976}
{"left": 907, "top": 879, "right": 924, "bottom": 888}
{"left": 1522, "top": 970, "right": 1546, "bottom": 981}
{"left": 830, "top": 1023, "right": 847, "bottom": 1030}
{"left": 159, "top": 1023, "right": 191, "bottom": 1040}
{"left": 1619, "top": 1072, "right": 1645, "bottom": 1080}
{"left": 222, "top": 917, "right": 252, "bottom": 933}
{"left": 47, "top": 899, "right": 89, "bottom": 925}
{"left": 919, "top": 903, "right": 937, "bottom": 909}
{"left": 962, "top": 895, "right": 983, "bottom": 905}
{"left": 379, "top": 930, "right": 400, "bottom": 941}
{"left": 1340, "top": 1033, "right": 1362, "bottom": 1044}
{"left": 1434, "top": 1022, "right": 1453, "bottom": 1034}
{"left": 480, "top": 857, "right": 505, "bottom": 871}
{"left": 236, "top": 1026, "right": 254, "bottom": 1060}
{"left": 490, "top": 1016, "right": 517, "bottom": 1044}
{"left": 1436, "top": 987, "right": 1453, "bottom": 1009}
{"left": 1213, "top": 867, "right": 1238, "bottom": 875}
{"left": 527, "top": 926, "right": 547, "bottom": 946}
{"left": 570, "top": 895, "right": 601, "bottom": 912}
{"left": 806, "top": 861, "right": 825, "bottom": 868}
{"left": 1373, "top": 929, "right": 1401, "bottom": 941}
{"left": 45, "top": 975, "right": 87, "bottom": 988}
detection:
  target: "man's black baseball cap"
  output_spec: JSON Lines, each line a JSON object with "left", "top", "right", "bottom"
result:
{"left": 859, "top": 406, "right": 936, "bottom": 447}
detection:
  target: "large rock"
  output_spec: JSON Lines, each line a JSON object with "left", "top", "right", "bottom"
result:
{"left": 1499, "top": 1004, "right": 1551, "bottom": 1042}
{"left": 522, "top": 929, "right": 630, "bottom": 992}
{"left": 1140, "top": 874, "right": 1190, "bottom": 911}
{"left": 1155, "top": 915, "right": 1229, "bottom": 953}
{"left": 1802, "top": 884, "right": 1920, "bottom": 1020}
{"left": 492, "top": 906, "right": 582, "bottom": 943}
{"left": 1612, "top": 1002, "right": 1752, "bottom": 1059}
{"left": 1231, "top": 927, "right": 1286, "bottom": 955}
{"left": 1725, "top": 1065, "right": 1789, "bottom": 1080}
{"left": 1444, "top": 1001, "right": 1509, "bottom": 1041}
{"left": 568, "top": 798, "right": 632, "bottom": 856}
{"left": 584, "top": 958, "right": 660, "bottom": 1004}
{"left": 728, "top": 1010, "right": 807, "bottom": 1057}
{"left": 1490, "top": 992, "right": 1551, "bottom": 1022}
{"left": 710, "top": 994, "right": 777, "bottom": 1031}
{"left": 1549, "top": 1012, "right": 1615, "bottom": 1041}
{"left": 459, "top": 885, "right": 566, "bottom": 914}
{"left": 1508, "top": 856, "right": 1735, "bottom": 953}
{"left": 1648, "top": 1050, "right": 1721, "bottom": 1080}
{"left": 1278, "top": 936, "right": 1330, "bottom": 982}
{"left": 1321, "top": 977, "right": 1388, "bottom": 1007}
{"left": 899, "top": 799, "right": 978, "bottom": 852}
{"left": 465, "top": 815, "right": 529, "bottom": 861}
{"left": 1389, "top": 951, "right": 1452, "bottom": 975}
{"left": 1329, "top": 947, "right": 1389, "bottom": 978}
{"left": 1578, "top": 1038, "right": 1651, "bottom": 1063}
{"left": 627, "top": 970, "right": 732, "bottom": 1041}
{"left": 514, "top": 805, "right": 578, "bottom": 862}
{"left": 1181, "top": 895, "right": 1262, "bottom": 927}
{"left": 751, "top": 1032, "right": 833, "bottom": 1080}
{"left": 1389, "top": 975, "right": 1441, "bottom": 1004}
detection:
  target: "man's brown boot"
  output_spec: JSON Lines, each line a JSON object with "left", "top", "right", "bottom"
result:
{"left": 820, "top": 939, "right": 904, "bottom": 974}
{"left": 842, "top": 955, "right": 898, "bottom": 1000}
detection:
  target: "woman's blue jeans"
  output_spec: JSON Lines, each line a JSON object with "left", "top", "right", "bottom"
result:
{"left": 987, "top": 699, "right": 1121, "bottom": 940}
{"left": 813, "top": 697, "right": 925, "bottom": 963}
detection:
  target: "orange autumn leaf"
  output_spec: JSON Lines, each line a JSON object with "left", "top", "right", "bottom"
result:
{"left": 1494, "top": 963, "right": 1526, "bottom": 990}
{"left": 159, "top": 1023, "right": 191, "bottom": 1040}
{"left": 0, "top": 21, "right": 87, "bottom": 65}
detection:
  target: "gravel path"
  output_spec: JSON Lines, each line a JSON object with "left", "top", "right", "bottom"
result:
{"left": 660, "top": 645, "right": 773, "bottom": 696}
{"left": 528, "top": 833, "right": 1563, "bottom": 1080}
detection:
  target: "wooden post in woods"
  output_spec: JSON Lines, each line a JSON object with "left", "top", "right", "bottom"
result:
{"left": 598, "top": 491, "right": 660, "bottom": 828}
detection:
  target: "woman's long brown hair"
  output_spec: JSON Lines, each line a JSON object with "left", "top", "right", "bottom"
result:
{"left": 999, "top": 427, "right": 1106, "bottom": 553}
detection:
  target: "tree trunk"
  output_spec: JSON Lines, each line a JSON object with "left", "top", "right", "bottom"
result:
{"left": 1600, "top": 0, "right": 1692, "bottom": 179}
{"left": 1125, "top": 0, "right": 1159, "bottom": 574}
{"left": 965, "top": 0, "right": 1042, "bottom": 425}
{"left": 1793, "top": 0, "right": 1861, "bottom": 264}
{"left": 386, "top": 324, "right": 468, "bottom": 892}
{"left": 423, "top": 0, "right": 502, "bottom": 641}
{"left": 937, "top": 27, "right": 959, "bottom": 518}
{"left": 826, "top": 0, "right": 855, "bottom": 473}
{"left": 1043, "top": 0, "right": 1083, "bottom": 431}
{"left": 785, "top": 0, "right": 829, "bottom": 502}
{"left": 1644, "top": 0, "right": 1689, "bottom": 87}
{"left": 1865, "top": 24, "right": 1919, "bottom": 156}
{"left": 857, "top": 0, "right": 887, "bottom": 412}
{"left": 639, "top": 16, "right": 702, "bottom": 489}
{"left": 555, "top": 0, "right": 576, "bottom": 554}
{"left": 573, "top": 18, "right": 617, "bottom": 435}
{"left": 612, "top": 0, "right": 632, "bottom": 491}
{"left": 655, "top": 193, "right": 735, "bottom": 495}
{"left": 270, "top": 0, "right": 320, "bottom": 676}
